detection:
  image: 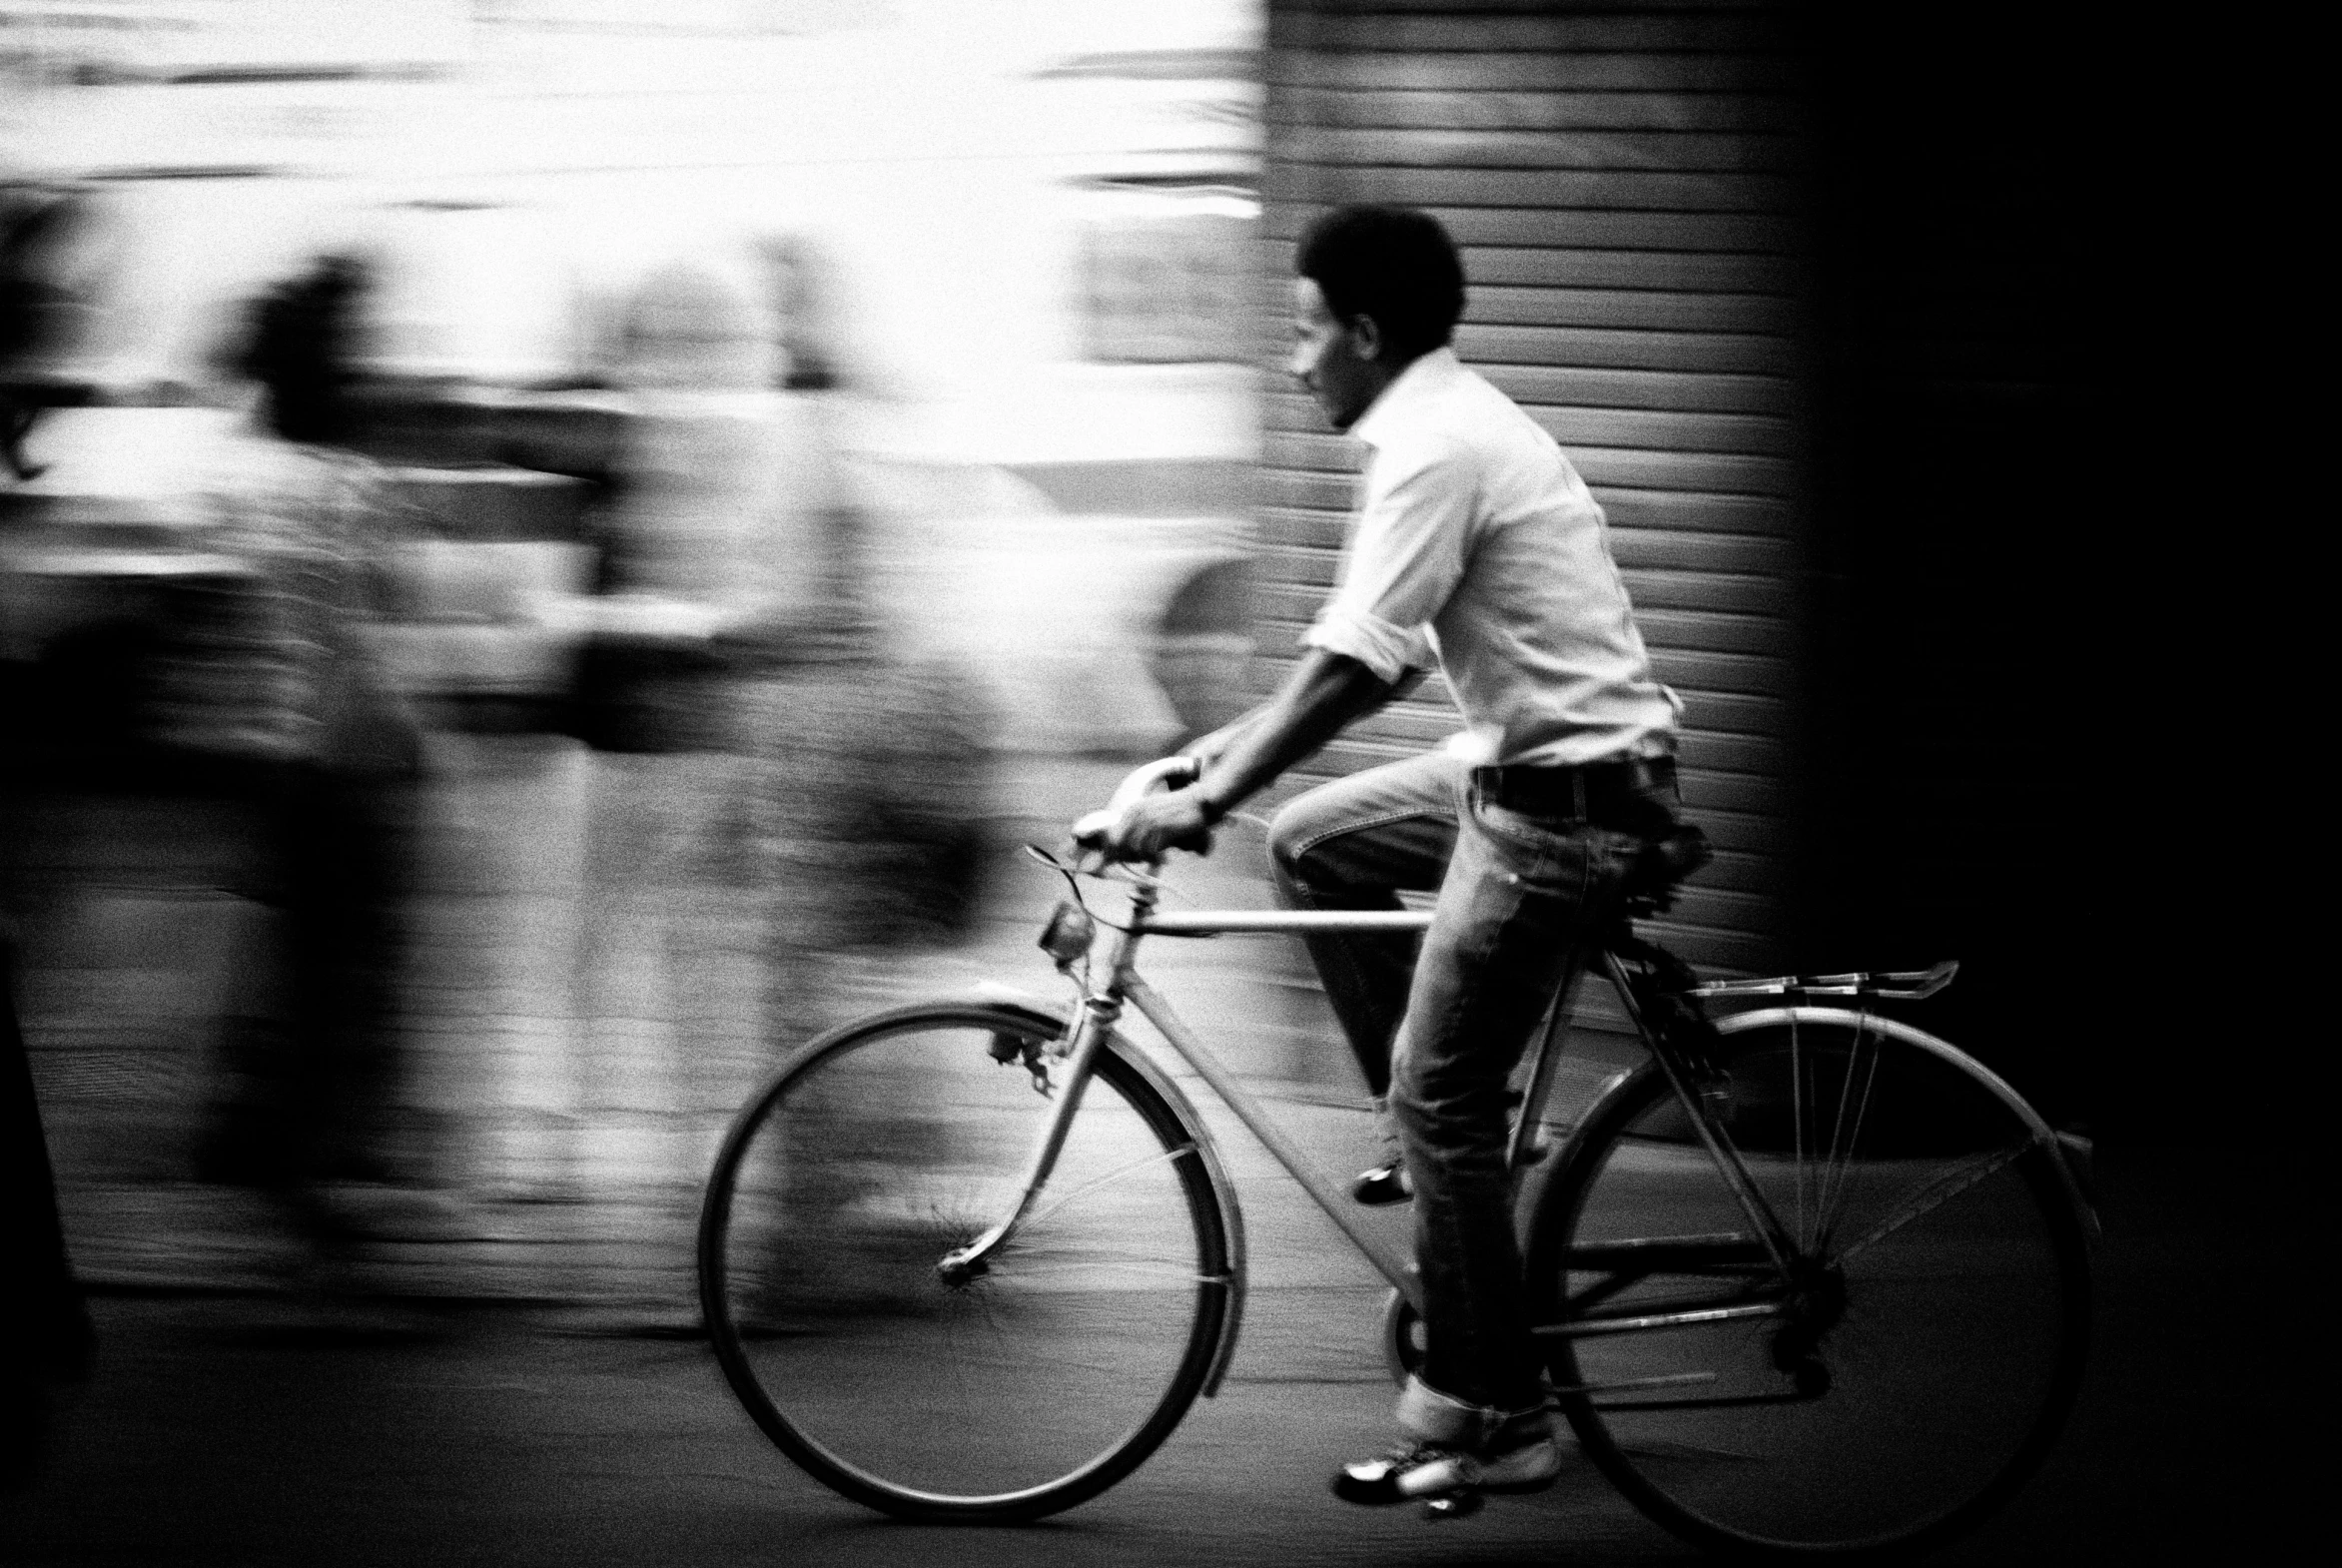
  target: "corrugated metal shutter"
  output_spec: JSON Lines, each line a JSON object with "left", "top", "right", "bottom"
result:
{"left": 1253, "top": 0, "right": 1809, "bottom": 978}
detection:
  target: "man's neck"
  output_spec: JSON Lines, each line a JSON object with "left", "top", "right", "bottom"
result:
{"left": 1350, "top": 347, "right": 1446, "bottom": 442}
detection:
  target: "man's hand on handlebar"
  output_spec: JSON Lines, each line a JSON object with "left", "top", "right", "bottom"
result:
{"left": 1084, "top": 788, "right": 1216, "bottom": 864}
{"left": 1069, "top": 757, "right": 1218, "bottom": 866}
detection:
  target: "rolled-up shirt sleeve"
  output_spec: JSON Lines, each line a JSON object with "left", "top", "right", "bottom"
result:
{"left": 1300, "top": 436, "right": 1475, "bottom": 684}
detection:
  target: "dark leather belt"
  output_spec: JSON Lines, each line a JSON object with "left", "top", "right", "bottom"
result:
{"left": 1472, "top": 755, "right": 1678, "bottom": 823}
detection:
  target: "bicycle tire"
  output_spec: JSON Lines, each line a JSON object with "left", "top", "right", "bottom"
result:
{"left": 1527, "top": 1007, "right": 2090, "bottom": 1561}
{"left": 698, "top": 1001, "right": 1231, "bottom": 1522}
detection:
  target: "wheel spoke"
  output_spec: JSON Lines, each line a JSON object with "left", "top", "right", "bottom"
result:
{"left": 1019, "top": 1143, "right": 1196, "bottom": 1234}
{"left": 991, "top": 1236, "right": 1221, "bottom": 1282}
{"left": 1814, "top": 1015, "right": 1884, "bottom": 1252}
{"left": 1831, "top": 1141, "right": 2033, "bottom": 1266}
{"left": 1791, "top": 1013, "right": 1807, "bottom": 1249}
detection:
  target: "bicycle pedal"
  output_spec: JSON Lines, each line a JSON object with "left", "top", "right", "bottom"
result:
{"left": 1422, "top": 1490, "right": 1483, "bottom": 1521}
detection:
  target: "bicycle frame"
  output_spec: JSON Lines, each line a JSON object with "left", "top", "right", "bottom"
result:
{"left": 943, "top": 873, "right": 1757, "bottom": 1325}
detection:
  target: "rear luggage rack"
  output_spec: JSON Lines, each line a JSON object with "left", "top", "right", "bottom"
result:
{"left": 1691, "top": 960, "right": 1956, "bottom": 1002}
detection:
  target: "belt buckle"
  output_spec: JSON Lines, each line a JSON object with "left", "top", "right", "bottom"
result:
{"left": 1507, "top": 765, "right": 1585, "bottom": 820}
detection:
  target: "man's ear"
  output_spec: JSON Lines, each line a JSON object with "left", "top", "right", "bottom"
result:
{"left": 1343, "top": 312, "right": 1383, "bottom": 363}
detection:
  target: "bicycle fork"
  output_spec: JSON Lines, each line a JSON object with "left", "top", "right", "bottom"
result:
{"left": 934, "top": 954, "right": 1132, "bottom": 1285}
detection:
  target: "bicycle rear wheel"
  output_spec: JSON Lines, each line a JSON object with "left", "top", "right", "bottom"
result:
{"left": 1528, "top": 1008, "right": 2090, "bottom": 1561}
{"left": 698, "top": 1002, "right": 1230, "bottom": 1521}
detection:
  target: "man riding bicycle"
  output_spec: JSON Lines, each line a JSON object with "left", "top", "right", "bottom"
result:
{"left": 1092, "top": 204, "right": 1685, "bottom": 1508}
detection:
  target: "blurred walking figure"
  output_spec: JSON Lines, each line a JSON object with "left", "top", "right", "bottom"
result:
{"left": 0, "top": 182, "right": 106, "bottom": 480}
{"left": 572, "top": 239, "right": 984, "bottom": 1144}
{"left": 171, "top": 253, "right": 424, "bottom": 1196}
{"left": 566, "top": 248, "right": 835, "bottom": 1145}
{"left": 734, "top": 233, "right": 988, "bottom": 1001}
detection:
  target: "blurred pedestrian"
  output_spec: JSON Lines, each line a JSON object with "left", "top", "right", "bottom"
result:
{"left": 570, "top": 241, "right": 986, "bottom": 1135}
{"left": 556, "top": 252, "right": 804, "bottom": 1145}
{"left": 734, "top": 237, "right": 995, "bottom": 976}
{"left": 0, "top": 181, "right": 105, "bottom": 480}
{"left": 171, "top": 253, "right": 424, "bottom": 1195}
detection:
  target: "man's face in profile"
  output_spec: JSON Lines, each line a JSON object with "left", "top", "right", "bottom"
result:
{"left": 1289, "top": 277, "right": 1384, "bottom": 432}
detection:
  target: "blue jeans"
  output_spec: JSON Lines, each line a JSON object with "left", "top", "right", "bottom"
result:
{"left": 1269, "top": 752, "right": 1671, "bottom": 1411}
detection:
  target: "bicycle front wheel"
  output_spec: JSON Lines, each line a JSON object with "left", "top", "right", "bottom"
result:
{"left": 698, "top": 1002, "right": 1231, "bottom": 1521}
{"left": 1528, "top": 1008, "right": 2090, "bottom": 1561}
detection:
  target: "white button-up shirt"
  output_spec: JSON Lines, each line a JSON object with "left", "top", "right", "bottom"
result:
{"left": 1302, "top": 347, "right": 1682, "bottom": 768}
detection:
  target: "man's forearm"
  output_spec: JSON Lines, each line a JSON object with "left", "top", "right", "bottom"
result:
{"left": 1184, "top": 703, "right": 1272, "bottom": 769}
{"left": 1091, "top": 653, "right": 1415, "bottom": 861}
{"left": 1194, "top": 651, "right": 1409, "bottom": 817}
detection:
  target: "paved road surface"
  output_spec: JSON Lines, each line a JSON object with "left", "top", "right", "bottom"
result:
{"left": 1, "top": 1141, "right": 2297, "bottom": 1567}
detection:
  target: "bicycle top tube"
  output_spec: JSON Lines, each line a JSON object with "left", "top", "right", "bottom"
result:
{"left": 1137, "top": 907, "right": 1435, "bottom": 936}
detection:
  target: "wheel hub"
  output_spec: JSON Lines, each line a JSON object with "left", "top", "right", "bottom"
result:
{"left": 1771, "top": 1261, "right": 1846, "bottom": 1389}
{"left": 936, "top": 1249, "right": 990, "bottom": 1288}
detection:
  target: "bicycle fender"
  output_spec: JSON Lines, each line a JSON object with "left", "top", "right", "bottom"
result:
{"left": 961, "top": 984, "right": 1251, "bottom": 1397}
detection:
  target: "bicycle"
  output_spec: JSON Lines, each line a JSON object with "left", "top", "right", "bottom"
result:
{"left": 697, "top": 756, "right": 2096, "bottom": 1560}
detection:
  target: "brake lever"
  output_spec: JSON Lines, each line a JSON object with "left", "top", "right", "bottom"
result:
{"left": 1023, "top": 839, "right": 1119, "bottom": 882}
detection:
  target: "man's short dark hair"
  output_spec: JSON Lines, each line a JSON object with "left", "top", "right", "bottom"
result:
{"left": 1295, "top": 205, "right": 1465, "bottom": 360}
